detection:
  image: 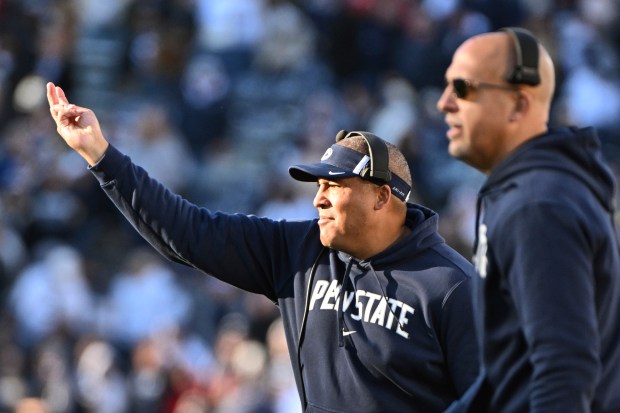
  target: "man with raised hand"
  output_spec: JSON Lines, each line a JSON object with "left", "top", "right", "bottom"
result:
{"left": 48, "top": 82, "right": 478, "bottom": 413}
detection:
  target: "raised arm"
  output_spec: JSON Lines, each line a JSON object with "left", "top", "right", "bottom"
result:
{"left": 46, "top": 82, "right": 109, "bottom": 166}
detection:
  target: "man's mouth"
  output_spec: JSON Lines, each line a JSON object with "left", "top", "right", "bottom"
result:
{"left": 446, "top": 125, "right": 462, "bottom": 139}
{"left": 445, "top": 120, "right": 462, "bottom": 139}
{"left": 318, "top": 215, "right": 333, "bottom": 225}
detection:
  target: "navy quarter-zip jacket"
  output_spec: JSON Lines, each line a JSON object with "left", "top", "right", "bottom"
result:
{"left": 89, "top": 145, "right": 479, "bottom": 413}
{"left": 466, "top": 127, "right": 620, "bottom": 413}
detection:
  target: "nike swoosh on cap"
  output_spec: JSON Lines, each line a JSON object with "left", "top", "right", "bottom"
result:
{"left": 328, "top": 171, "right": 346, "bottom": 175}
{"left": 342, "top": 330, "right": 357, "bottom": 336}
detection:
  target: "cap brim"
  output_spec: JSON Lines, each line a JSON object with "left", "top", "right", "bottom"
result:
{"left": 289, "top": 163, "right": 358, "bottom": 182}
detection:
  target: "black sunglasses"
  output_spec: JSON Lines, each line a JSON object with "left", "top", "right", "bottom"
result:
{"left": 448, "top": 78, "right": 518, "bottom": 99}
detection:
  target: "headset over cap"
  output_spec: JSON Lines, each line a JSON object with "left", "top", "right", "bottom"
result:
{"left": 289, "top": 130, "right": 411, "bottom": 202}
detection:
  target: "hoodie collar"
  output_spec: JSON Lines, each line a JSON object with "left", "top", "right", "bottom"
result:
{"left": 334, "top": 203, "right": 445, "bottom": 267}
{"left": 376, "top": 203, "right": 445, "bottom": 264}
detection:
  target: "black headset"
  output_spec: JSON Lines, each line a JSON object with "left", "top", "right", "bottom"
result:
{"left": 335, "top": 130, "right": 392, "bottom": 184}
{"left": 500, "top": 27, "right": 541, "bottom": 86}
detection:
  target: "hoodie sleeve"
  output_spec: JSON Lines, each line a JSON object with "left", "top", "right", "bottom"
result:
{"left": 89, "top": 145, "right": 310, "bottom": 301}
{"left": 440, "top": 276, "right": 480, "bottom": 397}
{"left": 497, "top": 201, "right": 599, "bottom": 412}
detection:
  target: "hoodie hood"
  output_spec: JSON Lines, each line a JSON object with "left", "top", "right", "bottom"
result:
{"left": 481, "top": 127, "right": 617, "bottom": 212}
{"left": 376, "top": 203, "right": 445, "bottom": 263}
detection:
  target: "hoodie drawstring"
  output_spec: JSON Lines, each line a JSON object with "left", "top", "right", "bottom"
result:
{"left": 338, "top": 258, "right": 354, "bottom": 347}
{"left": 368, "top": 263, "right": 405, "bottom": 332}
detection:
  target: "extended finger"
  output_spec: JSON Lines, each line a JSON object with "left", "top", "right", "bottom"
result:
{"left": 56, "top": 86, "right": 70, "bottom": 104}
{"left": 46, "top": 82, "right": 58, "bottom": 106}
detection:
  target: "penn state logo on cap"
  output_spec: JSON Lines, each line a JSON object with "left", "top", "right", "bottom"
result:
{"left": 321, "top": 148, "right": 333, "bottom": 161}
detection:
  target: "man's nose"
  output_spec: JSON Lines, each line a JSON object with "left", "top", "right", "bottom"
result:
{"left": 437, "top": 86, "right": 457, "bottom": 113}
{"left": 313, "top": 187, "right": 329, "bottom": 209}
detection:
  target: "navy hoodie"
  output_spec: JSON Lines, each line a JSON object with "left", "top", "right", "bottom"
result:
{"left": 89, "top": 145, "right": 479, "bottom": 413}
{"left": 463, "top": 127, "right": 620, "bottom": 413}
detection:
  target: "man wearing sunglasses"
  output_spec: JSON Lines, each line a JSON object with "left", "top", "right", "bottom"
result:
{"left": 437, "top": 28, "right": 620, "bottom": 413}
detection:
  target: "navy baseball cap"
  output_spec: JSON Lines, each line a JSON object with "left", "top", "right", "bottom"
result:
{"left": 289, "top": 143, "right": 411, "bottom": 202}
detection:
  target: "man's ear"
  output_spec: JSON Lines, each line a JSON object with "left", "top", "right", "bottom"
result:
{"left": 375, "top": 185, "right": 391, "bottom": 210}
{"left": 510, "top": 92, "right": 529, "bottom": 121}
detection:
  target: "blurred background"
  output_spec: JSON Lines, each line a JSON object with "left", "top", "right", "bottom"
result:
{"left": 0, "top": 0, "right": 619, "bottom": 412}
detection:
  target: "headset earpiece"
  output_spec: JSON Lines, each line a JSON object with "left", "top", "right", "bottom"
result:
{"left": 335, "top": 129, "right": 348, "bottom": 142}
{"left": 500, "top": 27, "right": 541, "bottom": 86}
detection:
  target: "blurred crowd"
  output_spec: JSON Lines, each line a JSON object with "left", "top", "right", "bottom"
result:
{"left": 0, "top": 0, "right": 619, "bottom": 412}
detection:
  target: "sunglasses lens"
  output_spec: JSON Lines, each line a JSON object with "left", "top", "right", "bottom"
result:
{"left": 452, "top": 79, "right": 469, "bottom": 98}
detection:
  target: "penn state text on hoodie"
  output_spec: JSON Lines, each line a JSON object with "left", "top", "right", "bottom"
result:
{"left": 88, "top": 145, "right": 479, "bottom": 413}
{"left": 468, "top": 127, "right": 620, "bottom": 413}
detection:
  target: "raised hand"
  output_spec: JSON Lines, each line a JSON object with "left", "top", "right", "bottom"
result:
{"left": 47, "top": 82, "right": 110, "bottom": 166}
